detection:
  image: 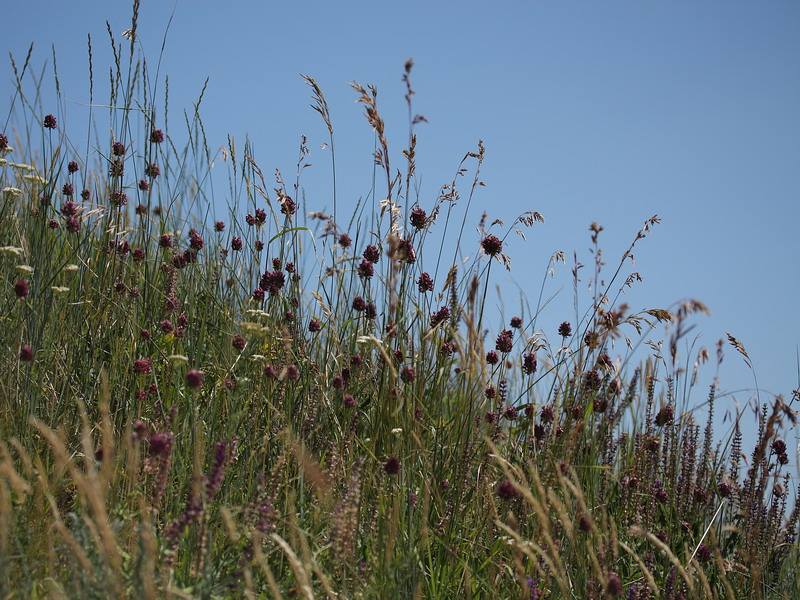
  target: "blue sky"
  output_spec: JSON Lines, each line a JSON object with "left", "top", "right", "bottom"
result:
{"left": 4, "top": 2, "right": 799, "bottom": 449}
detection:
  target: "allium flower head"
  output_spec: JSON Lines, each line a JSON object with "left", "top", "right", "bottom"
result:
{"left": 14, "top": 279, "right": 29, "bottom": 299}
{"left": 231, "top": 236, "right": 242, "bottom": 251}
{"left": 62, "top": 183, "right": 74, "bottom": 196}
{"left": 430, "top": 306, "right": 451, "bottom": 327}
{"left": 497, "top": 478, "right": 518, "bottom": 500}
{"left": 383, "top": 456, "right": 401, "bottom": 475}
{"left": 112, "top": 141, "right": 126, "bottom": 156}
{"left": 357, "top": 259, "right": 374, "bottom": 279}
{"left": 214, "top": 221, "right": 225, "bottom": 232}
{"left": 410, "top": 206, "right": 427, "bottom": 229}
{"left": 495, "top": 329, "right": 513, "bottom": 353}
{"left": 186, "top": 369, "right": 204, "bottom": 390}
{"left": 110, "top": 191, "right": 127, "bottom": 207}
{"left": 286, "top": 364, "right": 299, "bottom": 380}
{"left": 417, "top": 272, "right": 433, "bottom": 293}
{"left": 158, "top": 234, "right": 173, "bottom": 249}
{"left": 523, "top": 353, "right": 537, "bottom": 375}
{"left": 510, "top": 316, "right": 522, "bottom": 329}
{"left": 133, "top": 358, "right": 152, "bottom": 374}
{"left": 486, "top": 350, "right": 499, "bottom": 365}
{"left": 0, "top": 134, "right": 7, "bottom": 149}
{"left": 145, "top": 162, "right": 160, "bottom": 178}
{"left": 338, "top": 233, "right": 351, "bottom": 248}
{"left": 81, "top": 188, "right": 91, "bottom": 201}
{"left": 352, "top": 296, "right": 367, "bottom": 312}
{"left": 66, "top": 217, "right": 80, "bottom": 233}
{"left": 68, "top": 160, "right": 79, "bottom": 173}
{"left": 363, "top": 244, "right": 380, "bottom": 263}
{"left": 19, "top": 345, "right": 34, "bottom": 362}
{"left": 43, "top": 114, "right": 57, "bottom": 129}
{"left": 148, "top": 432, "right": 172, "bottom": 456}
{"left": 150, "top": 128, "right": 165, "bottom": 143}
{"left": 481, "top": 234, "right": 502, "bottom": 256}
{"left": 308, "top": 319, "right": 321, "bottom": 333}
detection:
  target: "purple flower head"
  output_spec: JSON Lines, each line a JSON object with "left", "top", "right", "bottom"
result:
{"left": 186, "top": 369, "right": 204, "bottom": 390}
{"left": 605, "top": 572, "right": 622, "bottom": 597}
{"left": 260, "top": 270, "right": 285, "bottom": 296}
{"left": 48, "top": 219, "right": 59, "bottom": 229}
{"left": 160, "top": 319, "right": 174, "bottom": 333}
{"left": 497, "top": 479, "right": 518, "bottom": 500}
{"left": 430, "top": 306, "right": 451, "bottom": 327}
{"left": 68, "top": 160, "right": 79, "bottom": 173}
{"left": 510, "top": 316, "right": 523, "bottom": 329}
{"left": 417, "top": 272, "right": 434, "bottom": 293}
{"left": 61, "top": 200, "right": 79, "bottom": 217}
{"left": 255, "top": 240, "right": 264, "bottom": 252}
{"left": 231, "top": 236, "right": 242, "bottom": 251}
{"left": 486, "top": 350, "right": 499, "bottom": 365}
{"left": 481, "top": 234, "right": 502, "bottom": 257}
{"left": 189, "top": 228, "right": 204, "bottom": 251}
{"left": 14, "top": 279, "right": 29, "bottom": 299}
{"left": 145, "top": 162, "right": 160, "bottom": 178}
{"left": 0, "top": 134, "right": 7, "bottom": 149}
{"left": 112, "top": 141, "right": 126, "bottom": 156}
{"left": 150, "top": 128, "right": 164, "bottom": 143}
{"left": 252, "top": 287, "right": 265, "bottom": 301}
{"left": 66, "top": 217, "right": 80, "bottom": 233}
{"left": 352, "top": 296, "right": 367, "bottom": 312}
{"left": 110, "top": 191, "right": 127, "bottom": 207}
{"left": 80, "top": 188, "right": 91, "bottom": 201}
{"left": 332, "top": 375, "right": 345, "bottom": 390}
{"left": 363, "top": 244, "right": 380, "bottom": 263}
{"left": 410, "top": 206, "right": 427, "bottom": 229}
{"left": 255, "top": 208, "right": 266, "bottom": 224}
{"left": 19, "top": 345, "right": 34, "bottom": 362}
{"left": 344, "top": 394, "right": 356, "bottom": 408}
{"left": 523, "top": 353, "right": 537, "bottom": 375}
{"left": 214, "top": 221, "right": 225, "bottom": 232}
{"left": 280, "top": 196, "right": 296, "bottom": 216}
{"left": 308, "top": 319, "right": 321, "bottom": 333}
{"left": 400, "top": 366, "right": 416, "bottom": 384}
{"left": 655, "top": 405, "right": 673, "bottom": 427}
{"left": 43, "top": 114, "right": 57, "bottom": 129}
{"left": 503, "top": 405, "right": 518, "bottom": 421}
{"left": 245, "top": 213, "right": 256, "bottom": 226}
{"left": 383, "top": 456, "right": 401, "bottom": 476}
{"left": 338, "top": 233, "right": 351, "bottom": 248}
{"left": 395, "top": 238, "right": 415, "bottom": 263}
{"left": 357, "top": 259, "right": 374, "bottom": 279}
{"left": 495, "top": 329, "right": 513, "bottom": 353}
{"left": 148, "top": 432, "right": 173, "bottom": 456}
{"left": 286, "top": 364, "right": 299, "bottom": 381}
{"left": 134, "top": 358, "right": 152, "bottom": 374}
{"left": 62, "top": 183, "right": 74, "bottom": 197}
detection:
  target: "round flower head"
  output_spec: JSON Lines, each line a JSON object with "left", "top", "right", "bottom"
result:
{"left": 14, "top": 279, "right": 29, "bottom": 299}
{"left": 497, "top": 478, "right": 518, "bottom": 499}
{"left": 19, "top": 345, "right": 34, "bottom": 362}
{"left": 214, "top": 221, "right": 225, "bottom": 232}
{"left": 133, "top": 358, "right": 152, "bottom": 374}
{"left": 410, "top": 206, "right": 427, "bottom": 229}
{"left": 68, "top": 160, "right": 79, "bottom": 173}
{"left": 112, "top": 141, "right": 126, "bottom": 156}
{"left": 138, "top": 179, "right": 150, "bottom": 191}
{"left": 338, "top": 233, "right": 351, "bottom": 248}
{"left": 43, "top": 114, "right": 57, "bottom": 129}
{"left": 231, "top": 237, "right": 242, "bottom": 251}
{"left": 383, "top": 456, "right": 401, "bottom": 475}
{"left": 363, "top": 244, "right": 380, "bottom": 264}
{"left": 186, "top": 369, "right": 204, "bottom": 390}
{"left": 150, "top": 128, "right": 165, "bottom": 143}
{"left": 481, "top": 234, "right": 503, "bottom": 257}
{"left": 0, "top": 134, "right": 8, "bottom": 149}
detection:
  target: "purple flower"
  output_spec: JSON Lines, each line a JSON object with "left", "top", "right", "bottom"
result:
{"left": 150, "top": 128, "right": 164, "bottom": 143}
{"left": 252, "top": 287, "right": 265, "bottom": 301}
{"left": 159, "top": 234, "right": 173, "bottom": 249}
{"left": 308, "top": 319, "right": 321, "bottom": 333}
{"left": 43, "top": 114, "right": 57, "bottom": 129}
{"left": 260, "top": 270, "right": 285, "bottom": 296}
{"left": 145, "top": 162, "right": 160, "bottom": 178}
{"left": 396, "top": 238, "right": 415, "bottom": 263}
{"left": 352, "top": 296, "right": 367, "bottom": 312}
{"left": 62, "top": 183, "right": 74, "bottom": 196}
{"left": 134, "top": 358, "right": 152, "bottom": 374}
{"left": 231, "top": 237, "right": 242, "bottom": 251}
{"left": 497, "top": 479, "right": 518, "bottom": 500}
{"left": 14, "top": 279, "right": 29, "bottom": 299}
{"left": 19, "top": 345, "right": 34, "bottom": 362}
{"left": 383, "top": 457, "right": 401, "bottom": 475}
{"left": 357, "top": 259, "right": 374, "bottom": 279}
{"left": 189, "top": 229, "right": 204, "bottom": 251}
{"left": 417, "top": 272, "right": 434, "bottom": 293}
{"left": 481, "top": 234, "right": 503, "bottom": 257}
{"left": 138, "top": 179, "right": 150, "bottom": 191}
{"left": 510, "top": 316, "right": 522, "bottom": 329}
{"left": 430, "top": 306, "right": 451, "bottom": 327}
{"left": 48, "top": 219, "right": 60, "bottom": 229}
{"left": 66, "top": 217, "right": 80, "bottom": 233}
{"left": 344, "top": 394, "right": 356, "bottom": 408}
{"left": 286, "top": 364, "right": 299, "bottom": 381}
{"left": 68, "top": 160, "right": 79, "bottom": 173}
{"left": 110, "top": 191, "right": 127, "bottom": 207}
{"left": 214, "top": 221, "right": 225, "bottom": 232}
{"left": 0, "top": 134, "right": 7, "bottom": 149}
{"left": 112, "top": 141, "right": 126, "bottom": 156}
{"left": 160, "top": 320, "right": 174, "bottom": 333}
{"left": 363, "top": 244, "right": 380, "bottom": 263}
{"left": 655, "top": 405, "right": 673, "bottom": 427}
{"left": 338, "top": 233, "right": 351, "bottom": 248}
{"left": 255, "top": 208, "right": 266, "bottom": 225}
{"left": 605, "top": 572, "right": 622, "bottom": 597}
{"left": 186, "top": 369, "right": 204, "bottom": 390}
{"left": 148, "top": 432, "right": 173, "bottom": 456}
{"left": 410, "top": 206, "right": 426, "bottom": 229}
{"left": 523, "top": 353, "right": 537, "bottom": 375}
{"left": 495, "top": 329, "right": 513, "bottom": 353}
{"left": 232, "top": 334, "right": 245, "bottom": 351}
{"left": 400, "top": 366, "right": 416, "bottom": 383}
{"left": 486, "top": 350, "right": 499, "bottom": 365}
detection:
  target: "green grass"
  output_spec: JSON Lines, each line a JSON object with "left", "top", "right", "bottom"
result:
{"left": 0, "top": 6, "right": 797, "bottom": 599}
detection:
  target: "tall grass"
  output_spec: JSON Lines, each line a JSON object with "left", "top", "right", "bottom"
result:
{"left": 0, "top": 6, "right": 797, "bottom": 599}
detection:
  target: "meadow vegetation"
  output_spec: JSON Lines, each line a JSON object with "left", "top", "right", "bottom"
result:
{"left": 0, "top": 5, "right": 797, "bottom": 598}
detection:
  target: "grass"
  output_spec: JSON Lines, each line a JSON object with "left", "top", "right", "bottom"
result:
{"left": 0, "top": 4, "right": 797, "bottom": 598}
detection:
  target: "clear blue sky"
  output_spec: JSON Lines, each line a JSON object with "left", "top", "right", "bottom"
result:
{"left": 4, "top": 2, "right": 799, "bottom": 450}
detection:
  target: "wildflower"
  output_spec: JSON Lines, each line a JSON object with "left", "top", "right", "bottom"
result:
{"left": 110, "top": 191, "right": 127, "bottom": 207}
{"left": 695, "top": 544, "right": 712, "bottom": 563}
{"left": 523, "top": 353, "right": 537, "bottom": 375}
{"left": 43, "top": 114, "right": 57, "bottom": 129}
{"left": 159, "top": 234, "right": 173, "bottom": 249}
{"left": 338, "top": 233, "right": 351, "bottom": 248}
{"left": 14, "top": 279, "right": 29, "bottom": 299}
{"left": 150, "top": 128, "right": 165, "bottom": 143}
{"left": 189, "top": 228, "right": 204, "bottom": 251}
{"left": 0, "top": 134, "right": 7, "bottom": 149}
{"left": 396, "top": 238, "right": 415, "bottom": 263}
{"left": 148, "top": 432, "right": 172, "bottom": 456}
{"left": 177, "top": 313, "right": 189, "bottom": 328}
{"left": 66, "top": 217, "right": 80, "bottom": 233}
{"left": 510, "top": 316, "right": 522, "bottom": 329}
{"left": 231, "top": 237, "right": 242, "bottom": 251}
{"left": 352, "top": 296, "right": 367, "bottom": 312}
{"left": 497, "top": 479, "right": 518, "bottom": 500}
{"left": 19, "top": 345, "right": 34, "bottom": 362}
{"left": 481, "top": 234, "right": 502, "bottom": 256}
{"left": 280, "top": 196, "right": 296, "bottom": 215}
{"left": 417, "top": 272, "right": 434, "bottom": 293}
{"left": 654, "top": 405, "right": 673, "bottom": 426}
{"left": 654, "top": 486, "right": 669, "bottom": 503}
{"left": 308, "top": 319, "right": 321, "bottom": 333}
{"left": 605, "top": 572, "right": 623, "bottom": 597}
{"left": 430, "top": 306, "right": 451, "bottom": 327}
{"left": 186, "top": 369, "right": 204, "bottom": 390}
{"left": 214, "top": 221, "right": 225, "bottom": 232}
{"left": 383, "top": 457, "right": 401, "bottom": 475}
{"left": 252, "top": 287, "right": 265, "bottom": 301}
{"left": 363, "top": 244, "right": 380, "bottom": 263}
{"left": 160, "top": 320, "right": 174, "bottom": 333}
{"left": 357, "top": 259, "right": 374, "bottom": 279}
{"left": 583, "top": 369, "right": 602, "bottom": 391}
{"left": 134, "top": 358, "right": 152, "bottom": 374}
{"left": 261, "top": 270, "right": 285, "bottom": 295}
{"left": 112, "top": 141, "right": 126, "bottom": 156}
{"left": 145, "top": 162, "right": 160, "bottom": 178}
{"left": 484, "top": 385, "right": 496, "bottom": 399}
{"left": 400, "top": 366, "right": 416, "bottom": 383}
{"left": 486, "top": 350, "right": 499, "bottom": 365}
{"left": 344, "top": 394, "right": 356, "bottom": 408}
{"left": 410, "top": 206, "right": 427, "bottom": 229}
{"left": 67, "top": 160, "right": 79, "bottom": 173}
{"left": 286, "top": 364, "right": 299, "bottom": 380}
{"left": 485, "top": 411, "right": 496, "bottom": 423}
{"left": 495, "top": 329, "right": 513, "bottom": 353}
{"left": 47, "top": 219, "right": 59, "bottom": 229}
{"left": 135, "top": 178, "right": 150, "bottom": 192}
{"left": 255, "top": 208, "right": 266, "bottom": 224}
